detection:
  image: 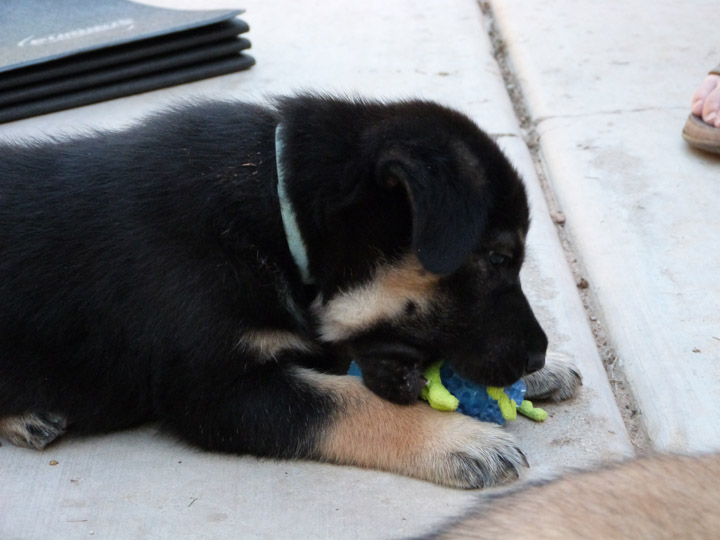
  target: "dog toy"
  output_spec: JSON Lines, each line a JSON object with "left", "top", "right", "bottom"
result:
{"left": 426, "top": 361, "right": 547, "bottom": 424}
{"left": 347, "top": 361, "right": 547, "bottom": 425}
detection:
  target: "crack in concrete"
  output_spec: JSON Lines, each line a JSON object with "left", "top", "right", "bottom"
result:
{"left": 478, "top": 0, "right": 651, "bottom": 453}
{"left": 533, "top": 106, "right": 687, "bottom": 126}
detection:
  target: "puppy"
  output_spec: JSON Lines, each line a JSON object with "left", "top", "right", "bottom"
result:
{"left": 0, "top": 96, "right": 580, "bottom": 488}
{"left": 430, "top": 453, "right": 720, "bottom": 538}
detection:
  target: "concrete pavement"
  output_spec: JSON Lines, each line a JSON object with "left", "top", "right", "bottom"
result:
{"left": 490, "top": 0, "right": 720, "bottom": 453}
{"left": 3, "top": 0, "right": 706, "bottom": 537}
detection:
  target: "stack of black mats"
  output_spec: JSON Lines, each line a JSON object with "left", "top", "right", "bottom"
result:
{"left": 0, "top": 0, "right": 255, "bottom": 123}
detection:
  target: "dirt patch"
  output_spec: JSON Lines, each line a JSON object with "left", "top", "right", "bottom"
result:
{"left": 479, "top": 1, "right": 651, "bottom": 454}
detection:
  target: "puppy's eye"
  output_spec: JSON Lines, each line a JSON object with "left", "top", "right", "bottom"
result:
{"left": 488, "top": 251, "right": 510, "bottom": 266}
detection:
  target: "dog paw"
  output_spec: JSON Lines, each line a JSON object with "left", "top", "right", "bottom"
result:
{"left": 0, "top": 412, "right": 67, "bottom": 450}
{"left": 523, "top": 351, "right": 582, "bottom": 402}
{"left": 419, "top": 414, "right": 528, "bottom": 489}
{"left": 352, "top": 350, "right": 428, "bottom": 405}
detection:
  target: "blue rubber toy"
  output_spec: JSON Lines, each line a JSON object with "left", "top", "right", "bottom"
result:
{"left": 439, "top": 363, "right": 526, "bottom": 424}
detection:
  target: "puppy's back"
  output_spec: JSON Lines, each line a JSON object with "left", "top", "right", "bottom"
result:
{"left": 434, "top": 453, "right": 720, "bottom": 539}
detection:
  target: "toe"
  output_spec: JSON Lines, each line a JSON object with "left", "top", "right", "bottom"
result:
{"left": 701, "top": 79, "right": 720, "bottom": 127}
{"left": 692, "top": 74, "right": 720, "bottom": 117}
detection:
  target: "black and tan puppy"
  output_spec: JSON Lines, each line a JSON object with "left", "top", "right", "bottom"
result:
{"left": 0, "top": 96, "right": 580, "bottom": 488}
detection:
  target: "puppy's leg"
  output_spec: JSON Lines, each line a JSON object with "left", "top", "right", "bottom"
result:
{"left": 0, "top": 412, "right": 67, "bottom": 449}
{"left": 307, "top": 369, "right": 528, "bottom": 488}
{"left": 157, "top": 363, "right": 526, "bottom": 489}
{"left": 523, "top": 352, "right": 582, "bottom": 401}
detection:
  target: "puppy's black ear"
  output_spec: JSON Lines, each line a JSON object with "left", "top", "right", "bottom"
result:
{"left": 377, "top": 148, "right": 491, "bottom": 275}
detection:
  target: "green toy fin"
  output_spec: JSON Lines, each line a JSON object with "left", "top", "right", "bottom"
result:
{"left": 518, "top": 399, "right": 548, "bottom": 422}
{"left": 420, "top": 361, "right": 459, "bottom": 412}
{"left": 487, "top": 386, "right": 518, "bottom": 421}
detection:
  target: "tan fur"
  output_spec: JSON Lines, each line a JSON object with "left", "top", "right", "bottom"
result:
{"left": 236, "top": 329, "right": 315, "bottom": 360}
{"left": 0, "top": 415, "right": 28, "bottom": 446}
{"left": 0, "top": 412, "right": 66, "bottom": 450}
{"left": 313, "top": 254, "right": 439, "bottom": 342}
{"left": 298, "top": 368, "right": 526, "bottom": 488}
{"left": 516, "top": 228, "right": 527, "bottom": 245}
{"left": 438, "top": 453, "right": 720, "bottom": 539}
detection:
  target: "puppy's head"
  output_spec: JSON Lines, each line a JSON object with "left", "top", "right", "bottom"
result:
{"left": 283, "top": 97, "right": 546, "bottom": 404}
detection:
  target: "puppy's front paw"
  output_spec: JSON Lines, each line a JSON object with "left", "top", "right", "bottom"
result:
{"left": 352, "top": 348, "right": 427, "bottom": 405}
{"left": 523, "top": 351, "right": 582, "bottom": 401}
{"left": 420, "top": 414, "right": 528, "bottom": 489}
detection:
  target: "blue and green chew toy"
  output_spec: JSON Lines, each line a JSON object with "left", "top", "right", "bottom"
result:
{"left": 348, "top": 360, "right": 547, "bottom": 425}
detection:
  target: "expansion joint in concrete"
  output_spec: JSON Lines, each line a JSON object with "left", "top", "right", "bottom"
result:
{"left": 478, "top": 0, "right": 650, "bottom": 452}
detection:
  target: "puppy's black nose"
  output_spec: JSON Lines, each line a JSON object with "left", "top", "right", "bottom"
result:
{"left": 525, "top": 353, "right": 545, "bottom": 374}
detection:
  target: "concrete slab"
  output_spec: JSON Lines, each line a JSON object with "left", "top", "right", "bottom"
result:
{"left": 500, "top": 136, "right": 632, "bottom": 466}
{"left": 491, "top": 0, "right": 720, "bottom": 452}
{"left": 0, "top": 1, "right": 631, "bottom": 538}
{"left": 2, "top": 0, "right": 520, "bottom": 139}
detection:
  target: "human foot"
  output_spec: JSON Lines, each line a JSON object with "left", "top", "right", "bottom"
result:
{"left": 682, "top": 65, "right": 720, "bottom": 154}
{"left": 691, "top": 71, "right": 720, "bottom": 128}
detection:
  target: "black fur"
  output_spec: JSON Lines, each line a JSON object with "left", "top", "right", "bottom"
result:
{"left": 0, "top": 95, "right": 546, "bottom": 463}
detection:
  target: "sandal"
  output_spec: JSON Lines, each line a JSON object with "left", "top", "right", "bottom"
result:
{"left": 682, "top": 64, "right": 720, "bottom": 155}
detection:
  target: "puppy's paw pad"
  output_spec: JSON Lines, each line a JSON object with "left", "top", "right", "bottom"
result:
{"left": 523, "top": 352, "right": 582, "bottom": 402}
{"left": 0, "top": 412, "right": 67, "bottom": 450}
